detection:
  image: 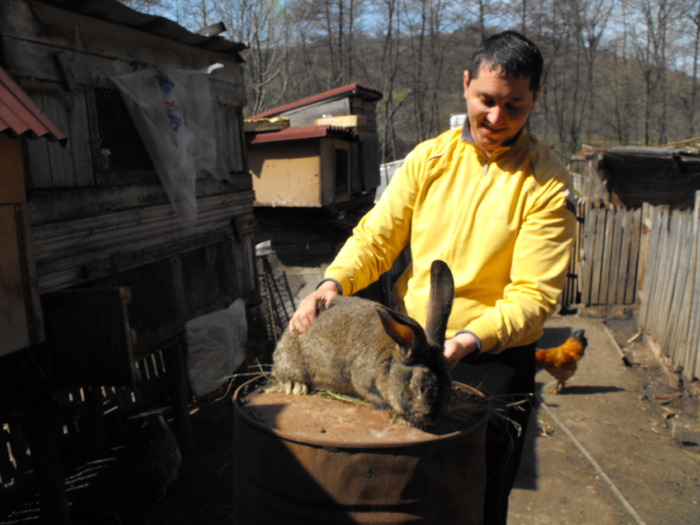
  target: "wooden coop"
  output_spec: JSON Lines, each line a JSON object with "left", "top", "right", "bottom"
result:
{"left": 0, "top": 0, "right": 255, "bottom": 522}
{"left": 245, "top": 83, "right": 384, "bottom": 276}
{"left": 248, "top": 124, "right": 358, "bottom": 207}
{"left": 247, "top": 82, "right": 383, "bottom": 208}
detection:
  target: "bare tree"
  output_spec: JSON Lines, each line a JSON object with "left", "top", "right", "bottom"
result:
{"left": 211, "top": 0, "right": 293, "bottom": 115}
{"left": 367, "top": 0, "right": 407, "bottom": 162}
{"left": 123, "top": 0, "right": 700, "bottom": 157}
{"left": 688, "top": 4, "right": 700, "bottom": 135}
{"left": 400, "top": 0, "right": 457, "bottom": 142}
{"left": 625, "top": 0, "right": 694, "bottom": 145}
{"left": 539, "top": 0, "right": 612, "bottom": 156}
{"left": 287, "top": 0, "right": 367, "bottom": 89}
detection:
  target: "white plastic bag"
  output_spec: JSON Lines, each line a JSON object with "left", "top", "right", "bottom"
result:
{"left": 109, "top": 61, "right": 226, "bottom": 226}
{"left": 185, "top": 299, "right": 248, "bottom": 397}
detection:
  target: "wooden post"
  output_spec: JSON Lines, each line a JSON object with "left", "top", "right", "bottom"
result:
{"left": 163, "top": 340, "right": 193, "bottom": 454}
{"left": 83, "top": 386, "right": 106, "bottom": 448}
{"left": 23, "top": 423, "right": 71, "bottom": 525}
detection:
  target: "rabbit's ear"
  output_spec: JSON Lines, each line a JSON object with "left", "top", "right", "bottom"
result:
{"left": 424, "top": 260, "right": 454, "bottom": 349}
{"left": 376, "top": 308, "right": 427, "bottom": 358}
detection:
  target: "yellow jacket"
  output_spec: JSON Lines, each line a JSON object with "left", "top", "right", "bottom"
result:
{"left": 325, "top": 126, "right": 576, "bottom": 353}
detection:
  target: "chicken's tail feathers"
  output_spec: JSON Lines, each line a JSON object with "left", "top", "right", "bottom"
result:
{"left": 572, "top": 329, "right": 588, "bottom": 347}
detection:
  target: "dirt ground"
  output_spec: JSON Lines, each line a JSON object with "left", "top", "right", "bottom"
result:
{"left": 509, "top": 311, "right": 700, "bottom": 525}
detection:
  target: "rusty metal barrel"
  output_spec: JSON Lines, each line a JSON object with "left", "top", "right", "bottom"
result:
{"left": 232, "top": 376, "right": 489, "bottom": 524}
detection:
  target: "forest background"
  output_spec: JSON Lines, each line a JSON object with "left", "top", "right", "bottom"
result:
{"left": 123, "top": 0, "right": 700, "bottom": 164}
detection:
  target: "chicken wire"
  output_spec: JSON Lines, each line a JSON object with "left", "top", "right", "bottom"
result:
{"left": 86, "top": 78, "right": 158, "bottom": 186}
{"left": 85, "top": 242, "right": 236, "bottom": 357}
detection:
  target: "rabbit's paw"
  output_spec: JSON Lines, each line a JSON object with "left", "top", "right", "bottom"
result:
{"left": 279, "top": 380, "right": 309, "bottom": 395}
{"left": 386, "top": 410, "right": 431, "bottom": 430}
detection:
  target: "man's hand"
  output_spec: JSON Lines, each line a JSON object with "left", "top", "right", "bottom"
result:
{"left": 288, "top": 281, "right": 339, "bottom": 334}
{"left": 444, "top": 331, "right": 479, "bottom": 369}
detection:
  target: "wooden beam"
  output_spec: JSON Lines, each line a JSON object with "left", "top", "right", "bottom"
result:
{"left": 31, "top": 191, "right": 255, "bottom": 292}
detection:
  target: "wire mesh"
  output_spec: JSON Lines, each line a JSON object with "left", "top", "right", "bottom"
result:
{"left": 86, "top": 78, "right": 158, "bottom": 187}
{"left": 255, "top": 255, "right": 296, "bottom": 344}
{"left": 85, "top": 242, "right": 235, "bottom": 356}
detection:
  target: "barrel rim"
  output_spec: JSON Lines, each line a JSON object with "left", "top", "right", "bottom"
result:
{"left": 233, "top": 375, "right": 489, "bottom": 450}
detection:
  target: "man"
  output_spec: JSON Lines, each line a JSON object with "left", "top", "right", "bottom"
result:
{"left": 290, "top": 31, "right": 576, "bottom": 524}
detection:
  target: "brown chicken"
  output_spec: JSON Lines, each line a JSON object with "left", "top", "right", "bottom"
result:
{"left": 536, "top": 329, "right": 588, "bottom": 393}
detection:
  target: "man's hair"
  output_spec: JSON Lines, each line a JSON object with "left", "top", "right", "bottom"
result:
{"left": 469, "top": 31, "right": 543, "bottom": 92}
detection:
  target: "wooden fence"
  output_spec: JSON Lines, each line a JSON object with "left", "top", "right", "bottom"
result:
{"left": 573, "top": 192, "right": 700, "bottom": 381}
{"left": 578, "top": 200, "right": 643, "bottom": 306}
{"left": 638, "top": 193, "right": 700, "bottom": 381}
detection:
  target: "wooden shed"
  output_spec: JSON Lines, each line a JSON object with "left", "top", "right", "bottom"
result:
{"left": 586, "top": 146, "right": 700, "bottom": 208}
{"left": 248, "top": 124, "right": 358, "bottom": 207}
{"left": 0, "top": 1, "right": 255, "bottom": 521}
{"left": 247, "top": 82, "right": 383, "bottom": 208}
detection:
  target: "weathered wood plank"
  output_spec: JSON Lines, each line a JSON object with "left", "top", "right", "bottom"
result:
{"left": 606, "top": 207, "right": 622, "bottom": 304}
{"left": 615, "top": 209, "right": 630, "bottom": 304}
{"left": 691, "top": 192, "right": 700, "bottom": 378}
{"left": 625, "top": 208, "right": 642, "bottom": 305}
{"left": 676, "top": 214, "right": 694, "bottom": 373}
{"left": 640, "top": 206, "right": 663, "bottom": 331}
{"left": 596, "top": 206, "right": 611, "bottom": 304}
{"left": 637, "top": 203, "right": 652, "bottom": 301}
{"left": 580, "top": 199, "right": 594, "bottom": 305}
{"left": 38, "top": 85, "right": 75, "bottom": 186}
{"left": 665, "top": 213, "right": 690, "bottom": 358}
{"left": 20, "top": 80, "right": 94, "bottom": 188}
{"left": 675, "top": 210, "right": 696, "bottom": 376}
{"left": 32, "top": 191, "right": 255, "bottom": 292}
{"left": 585, "top": 204, "right": 601, "bottom": 304}
{"left": 649, "top": 207, "right": 670, "bottom": 340}
{"left": 660, "top": 212, "right": 683, "bottom": 348}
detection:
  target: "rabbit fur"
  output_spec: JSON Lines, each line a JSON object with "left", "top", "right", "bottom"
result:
{"left": 272, "top": 260, "right": 454, "bottom": 428}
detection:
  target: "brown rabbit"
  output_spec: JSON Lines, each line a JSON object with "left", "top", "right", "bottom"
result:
{"left": 271, "top": 260, "right": 454, "bottom": 428}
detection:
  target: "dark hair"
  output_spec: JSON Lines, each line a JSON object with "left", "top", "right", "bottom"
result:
{"left": 469, "top": 31, "right": 543, "bottom": 92}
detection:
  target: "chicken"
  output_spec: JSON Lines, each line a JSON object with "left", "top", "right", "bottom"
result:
{"left": 536, "top": 329, "right": 588, "bottom": 393}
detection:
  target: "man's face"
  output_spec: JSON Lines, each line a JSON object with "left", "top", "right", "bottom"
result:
{"left": 463, "top": 61, "right": 541, "bottom": 153}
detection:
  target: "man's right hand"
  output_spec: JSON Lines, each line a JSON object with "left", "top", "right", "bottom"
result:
{"left": 288, "top": 281, "right": 339, "bottom": 334}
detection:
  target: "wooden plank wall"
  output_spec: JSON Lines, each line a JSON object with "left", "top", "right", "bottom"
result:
{"left": 638, "top": 192, "right": 700, "bottom": 381}
{"left": 579, "top": 199, "right": 643, "bottom": 306}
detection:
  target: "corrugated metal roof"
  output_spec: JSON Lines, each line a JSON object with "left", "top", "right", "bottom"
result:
{"left": 0, "top": 66, "right": 66, "bottom": 142}
{"left": 249, "top": 82, "right": 383, "bottom": 119}
{"left": 248, "top": 125, "right": 356, "bottom": 144}
{"left": 38, "top": 0, "right": 247, "bottom": 59}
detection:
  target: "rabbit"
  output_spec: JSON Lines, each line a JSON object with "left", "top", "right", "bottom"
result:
{"left": 271, "top": 259, "right": 454, "bottom": 428}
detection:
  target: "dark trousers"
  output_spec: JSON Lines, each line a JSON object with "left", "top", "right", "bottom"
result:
{"left": 451, "top": 343, "right": 536, "bottom": 525}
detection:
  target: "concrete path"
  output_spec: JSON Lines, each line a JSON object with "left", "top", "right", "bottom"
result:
{"left": 509, "top": 314, "right": 700, "bottom": 525}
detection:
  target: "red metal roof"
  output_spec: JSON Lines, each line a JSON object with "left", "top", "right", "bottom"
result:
{"left": 0, "top": 66, "right": 67, "bottom": 143}
{"left": 248, "top": 125, "right": 356, "bottom": 145}
{"left": 249, "top": 82, "right": 383, "bottom": 120}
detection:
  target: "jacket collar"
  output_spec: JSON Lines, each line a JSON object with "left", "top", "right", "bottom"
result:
{"left": 461, "top": 119, "right": 525, "bottom": 155}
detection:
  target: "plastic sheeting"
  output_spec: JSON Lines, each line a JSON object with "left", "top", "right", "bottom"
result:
{"left": 185, "top": 299, "right": 247, "bottom": 397}
{"left": 109, "top": 61, "right": 227, "bottom": 226}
